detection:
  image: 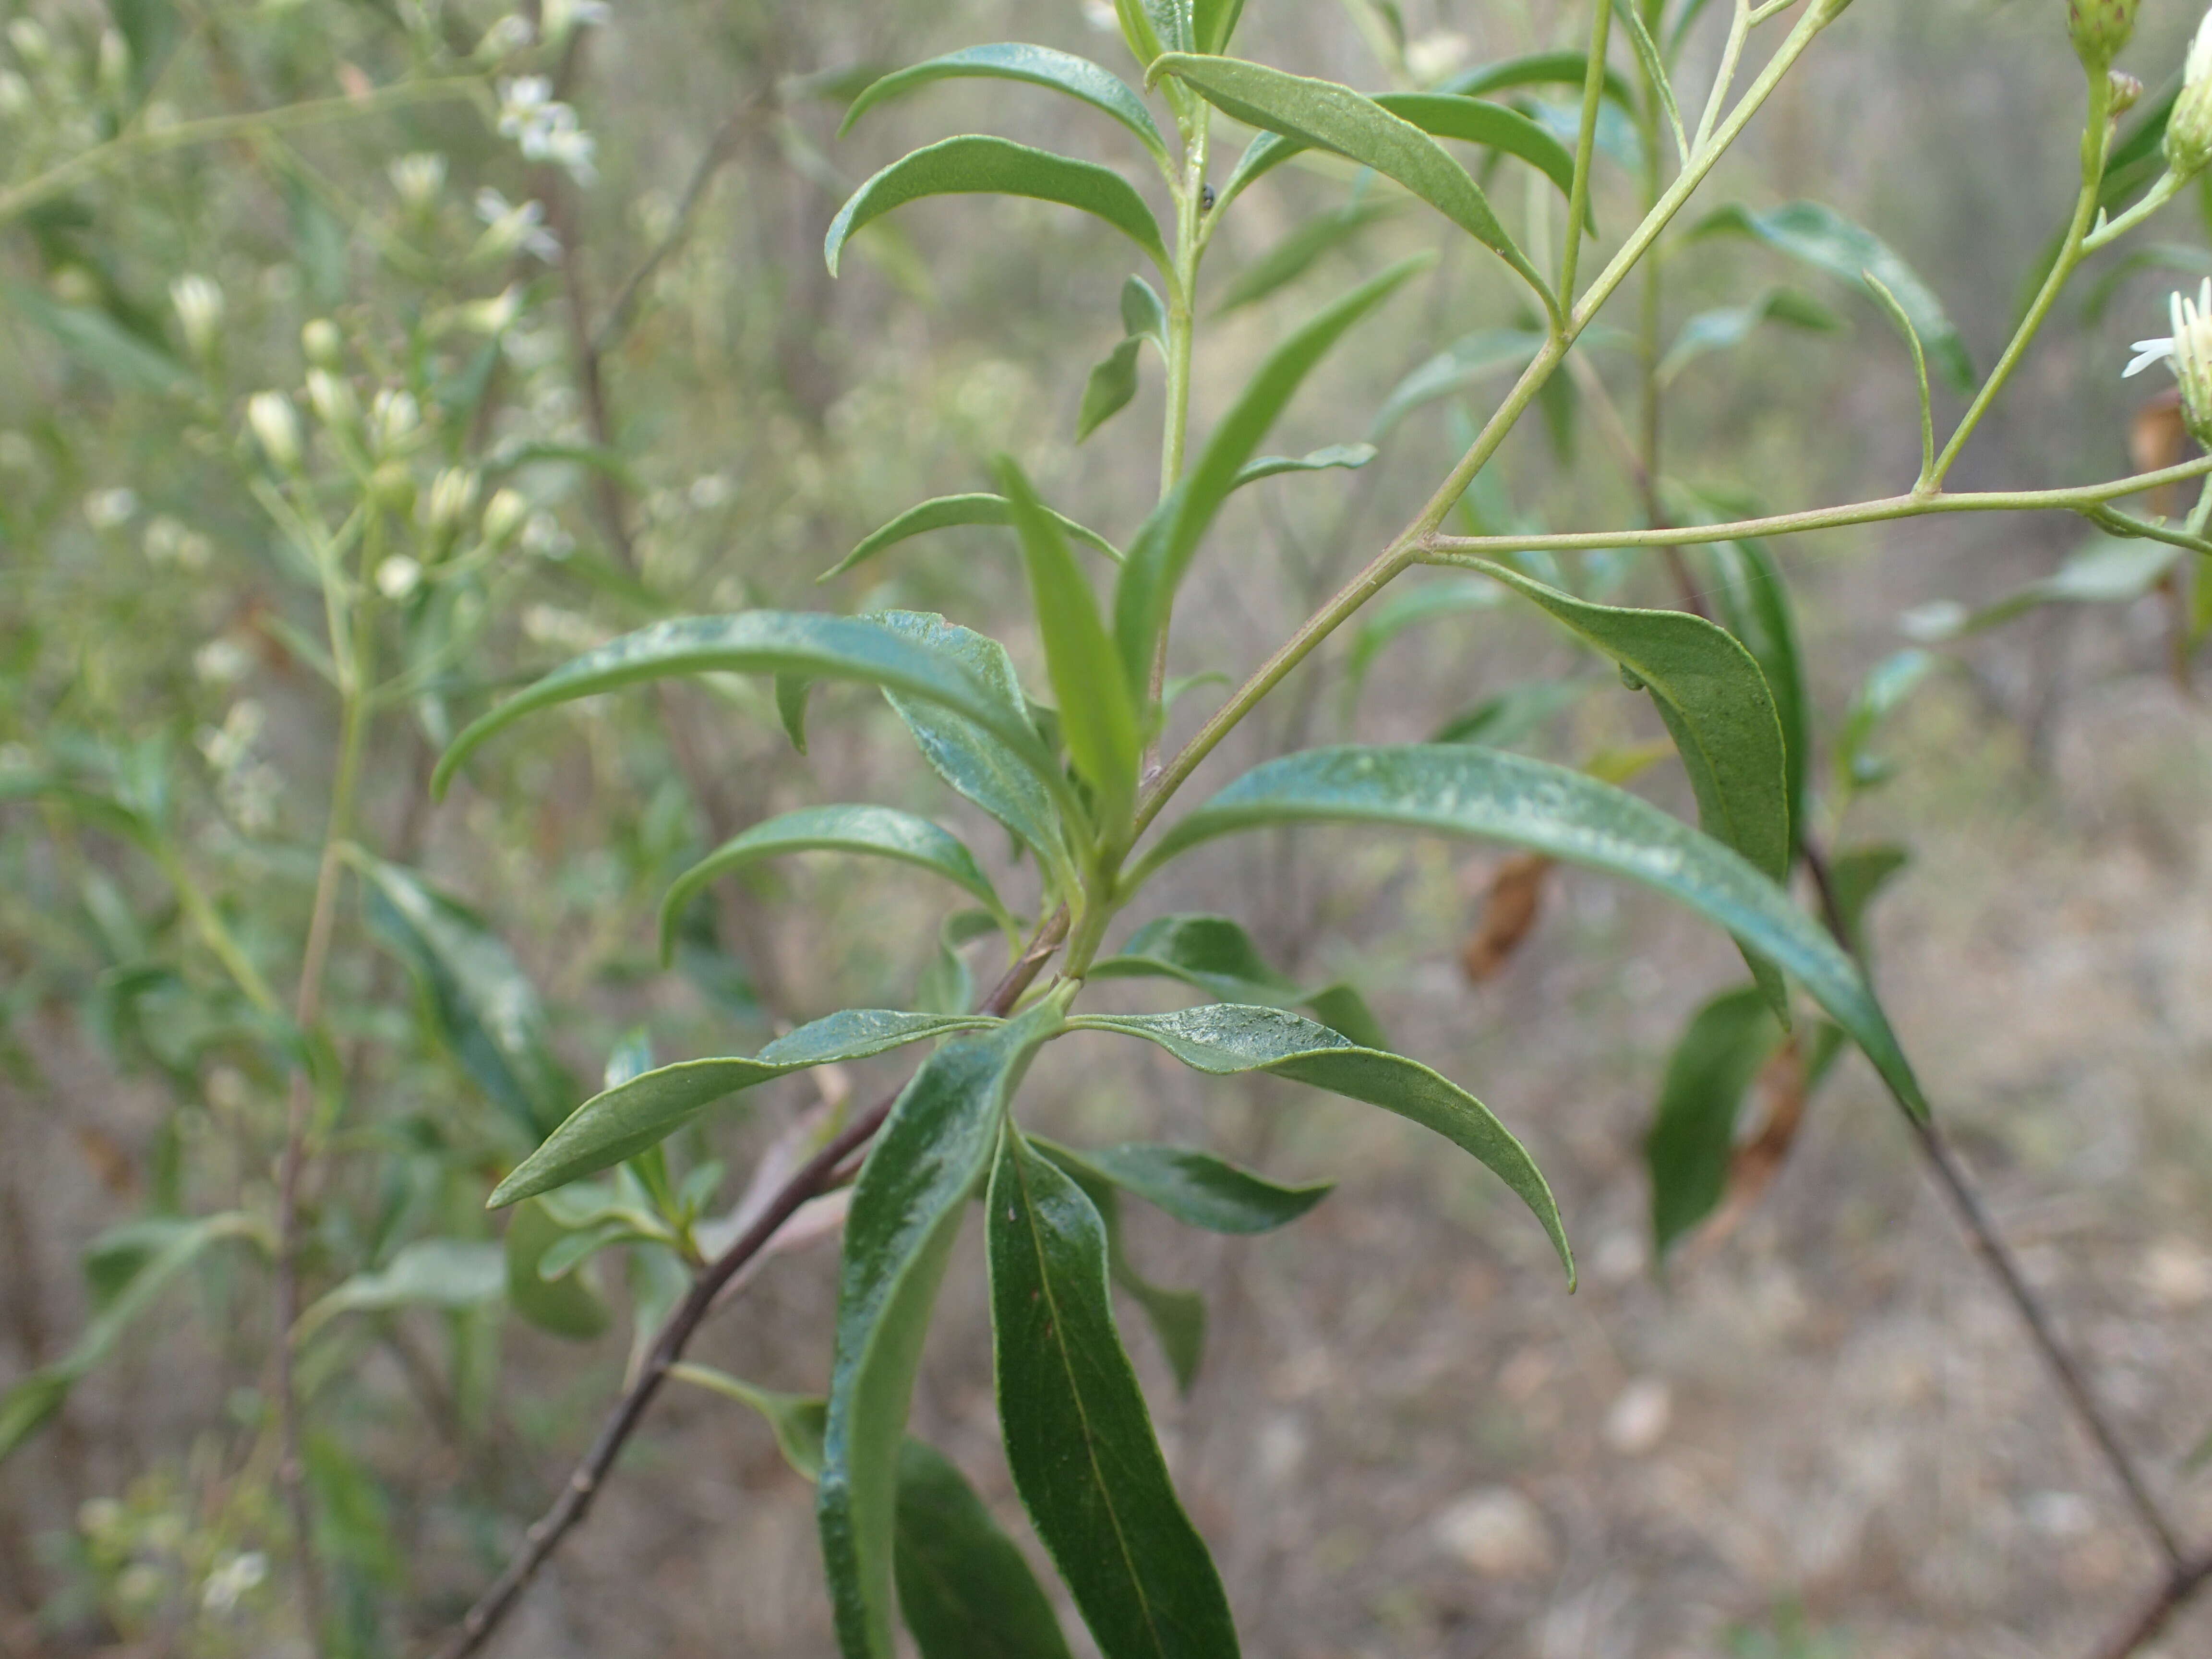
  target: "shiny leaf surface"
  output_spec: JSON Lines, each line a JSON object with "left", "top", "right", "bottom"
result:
{"left": 842, "top": 45, "right": 1169, "bottom": 161}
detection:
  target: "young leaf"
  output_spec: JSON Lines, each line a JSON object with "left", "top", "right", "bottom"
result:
{"left": 433, "top": 612, "right": 1065, "bottom": 806}
{"left": 822, "top": 1004, "right": 1063, "bottom": 1659}
{"left": 1345, "top": 575, "right": 1506, "bottom": 699}
{"left": 1121, "top": 272, "right": 1169, "bottom": 343}
{"left": 1114, "top": 256, "right": 1429, "bottom": 692}
{"left": 1834, "top": 649, "right": 1937, "bottom": 792}
{"left": 360, "top": 860, "right": 575, "bottom": 1136}
{"left": 1899, "top": 536, "right": 2179, "bottom": 641}
{"left": 872, "top": 611, "right": 1077, "bottom": 887}
{"left": 893, "top": 1439, "right": 1078, "bottom": 1659}
{"left": 296, "top": 1240, "right": 506, "bottom": 1339}
{"left": 1693, "top": 202, "right": 1973, "bottom": 394}
{"left": 1073, "top": 1005, "right": 1572, "bottom": 1283}
{"left": 1369, "top": 327, "right": 1547, "bottom": 437}
{"left": 774, "top": 673, "right": 813, "bottom": 754}
{"left": 998, "top": 459, "right": 1143, "bottom": 836}
{"left": 842, "top": 45, "right": 1170, "bottom": 162}
{"left": 1432, "top": 677, "right": 1599, "bottom": 747}
{"left": 1611, "top": 0, "right": 1686, "bottom": 167}
{"left": 1826, "top": 844, "right": 1910, "bottom": 962}
{"left": 1215, "top": 201, "right": 1396, "bottom": 313}
{"left": 1136, "top": 746, "right": 1928, "bottom": 1119}
{"left": 1193, "top": 0, "right": 1243, "bottom": 53}
{"left": 1655, "top": 287, "right": 1843, "bottom": 385}
{"left": 659, "top": 804, "right": 1012, "bottom": 965}
{"left": 1051, "top": 1141, "right": 1333, "bottom": 1234}
{"left": 2, "top": 283, "right": 194, "bottom": 396}
{"left": 489, "top": 1011, "right": 999, "bottom": 1207}
{"left": 1438, "top": 49, "right": 1636, "bottom": 112}
{"left": 826, "top": 496, "right": 1121, "bottom": 582}
{"left": 1228, "top": 442, "right": 1376, "bottom": 488}
{"left": 1371, "top": 93, "right": 1581, "bottom": 207}
{"left": 988, "top": 1128, "right": 1242, "bottom": 1658}
{"left": 1647, "top": 986, "right": 1784, "bottom": 1257}
{"left": 1079, "top": 335, "right": 1146, "bottom": 441}
{"left": 1150, "top": 55, "right": 1546, "bottom": 297}
{"left": 504, "top": 1200, "right": 613, "bottom": 1341}
{"left": 1701, "top": 538, "right": 1812, "bottom": 849}
{"left": 825, "top": 135, "right": 1170, "bottom": 279}
{"left": 1089, "top": 912, "right": 1386, "bottom": 1046}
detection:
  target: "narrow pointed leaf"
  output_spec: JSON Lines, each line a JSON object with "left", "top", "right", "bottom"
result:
{"left": 822, "top": 1005, "right": 1063, "bottom": 1659}
{"left": 1121, "top": 273, "right": 1169, "bottom": 343}
{"left": 775, "top": 673, "right": 813, "bottom": 753}
{"left": 1647, "top": 986, "right": 1783, "bottom": 1256}
{"left": 1139, "top": 747, "right": 1926, "bottom": 1119}
{"left": 489, "top": 1011, "right": 998, "bottom": 1207}
{"left": 672, "top": 1364, "right": 828, "bottom": 1478}
{"left": 825, "top": 496, "right": 1121, "bottom": 582}
{"left": 660, "top": 805, "right": 1010, "bottom": 964}
{"left": 842, "top": 46, "right": 1169, "bottom": 161}
{"left": 1693, "top": 202, "right": 1972, "bottom": 393}
{"left": 1114, "top": 256, "right": 1428, "bottom": 691}
{"left": 1074, "top": 1005, "right": 1572, "bottom": 1282}
{"left": 826, "top": 135, "right": 1169, "bottom": 278}
{"left": 1656, "top": 287, "right": 1842, "bottom": 385}
{"left": 894, "top": 1439, "right": 1078, "bottom": 1659}
{"left": 999, "top": 460, "right": 1142, "bottom": 833}
{"left": 504, "top": 1201, "right": 612, "bottom": 1341}
{"left": 433, "top": 612, "right": 1064, "bottom": 802}
{"left": 1056, "top": 1141, "right": 1333, "bottom": 1234}
{"left": 1703, "top": 538, "right": 1812, "bottom": 847}
{"left": 1371, "top": 93, "right": 1580, "bottom": 207}
{"left": 1192, "top": 0, "right": 1243, "bottom": 53}
{"left": 1438, "top": 49, "right": 1635, "bottom": 111}
{"left": 1433, "top": 676, "right": 1600, "bottom": 747}
{"left": 1215, "top": 202, "right": 1396, "bottom": 313}
{"left": 1611, "top": 0, "right": 1685, "bottom": 166}
{"left": 1090, "top": 912, "right": 1385, "bottom": 1045}
{"left": 297, "top": 1240, "right": 506, "bottom": 1337}
{"left": 1033, "top": 1145, "right": 1209, "bottom": 1393}
{"left": 1369, "top": 327, "right": 1546, "bottom": 437}
{"left": 1150, "top": 55, "right": 1541, "bottom": 292}
{"left": 1827, "top": 843, "right": 1911, "bottom": 962}
{"left": 1229, "top": 441, "right": 1376, "bottom": 488}
{"left": 1079, "top": 335, "right": 1146, "bottom": 440}
{"left": 988, "top": 1129, "right": 1241, "bottom": 1657}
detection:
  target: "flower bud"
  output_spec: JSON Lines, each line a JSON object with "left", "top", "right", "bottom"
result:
{"left": 2110, "top": 71, "right": 2144, "bottom": 117}
{"left": 375, "top": 554, "right": 423, "bottom": 600}
{"left": 369, "top": 461, "right": 416, "bottom": 514}
{"left": 301, "top": 318, "right": 342, "bottom": 369}
{"left": 169, "top": 274, "right": 224, "bottom": 362}
{"left": 422, "top": 466, "right": 479, "bottom": 543}
{"left": 370, "top": 388, "right": 421, "bottom": 454}
{"left": 387, "top": 152, "right": 446, "bottom": 214}
{"left": 246, "top": 392, "right": 302, "bottom": 472}
{"left": 96, "top": 29, "right": 129, "bottom": 97}
{"left": 2168, "top": 10, "right": 2212, "bottom": 178}
{"left": 6, "top": 21, "right": 50, "bottom": 66}
{"left": 2169, "top": 281, "right": 2212, "bottom": 447}
{"left": 480, "top": 487, "right": 529, "bottom": 546}
{"left": 305, "top": 369, "right": 358, "bottom": 432}
{"left": 2069, "top": 0, "right": 2139, "bottom": 71}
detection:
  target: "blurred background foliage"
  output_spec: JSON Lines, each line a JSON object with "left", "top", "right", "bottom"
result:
{"left": 4, "top": 0, "right": 2212, "bottom": 1653}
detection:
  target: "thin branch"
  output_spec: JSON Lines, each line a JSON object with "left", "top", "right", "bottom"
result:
{"left": 593, "top": 100, "right": 764, "bottom": 357}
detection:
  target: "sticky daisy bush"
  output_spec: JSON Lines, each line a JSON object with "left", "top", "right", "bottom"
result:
{"left": 8, "top": 0, "right": 2212, "bottom": 1652}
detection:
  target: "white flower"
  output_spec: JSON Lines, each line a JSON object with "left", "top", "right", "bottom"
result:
{"left": 193, "top": 638, "right": 251, "bottom": 684}
{"left": 247, "top": 391, "right": 303, "bottom": 471}
{"left": 84, "top": 487, "right": 137, "bottom": 529}
{"left": 375, "top": 554, "right": 423, "bottom": 599}
{"left": 2131, "top": 279, "right": 2212, "bottom": 445}
{"left": 495, "top": 76, "right": 596, "bottom": 184}
{"left": 169, "top": 274, "right": 224, "bottom": 360}
{"left": 474, "top": 188, "right": 560, "bottom": 262}
{"left": 388, "top": 151, "right": 447, "bottom": 211}
{"left": 201, "top": 1551, "right": 268, "bottom": 1615}
{"left": 479, "top": 13, "right": 535, "bottom": 56}
{"left": 481, "top": 487, "right": 529, "bottom": 544}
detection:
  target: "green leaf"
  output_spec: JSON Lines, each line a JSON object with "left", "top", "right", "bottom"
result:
{"left": 1050, "top": 1158, "right": 1209, "bottom": 1394}
{"left": 660, "top": 804, "right": 1011, "bottom": 964}
{"left": 988, "top": 1129, "right": 1242, "bottom": 1658}
{"left": 1079, "top": 335, "right": 1146, "bottom": 441}
{"left": 826, "top": 495, "right": 1121, "bottom": 581}
{"left": 1151, "top": 55, "right": 1544, "bottom": 296}
{"left": 1834, "top": 648, "right": 1936, "bottom": 792}
{"left": 894, "top": 1439, "right": 1078, "bottom": 1659}
{"left": 361, "top": 860, "right": 574, "bottom": 1136}
{"left": 1433, "top": 677, "right": 1599, "bottom": 747}
{"left": 504, "top": 1200, "right": 613, "bottom": 1341}
{"left": 1646, "top": 986, "right": 1783, "bottom": 1257}
{"left": 1229, "top": 441, "right": 1376, "bottom": 488}
{"left": 1437, "top": 49, "right": 1635, "bottom": 112}
{"left": 1371, "top": 92, "right": 1581, "bottom": 209}
{"left": 1900, "top": 535, "right": 2181, "bottom": 641}
{"left": 1122, "top": 273, "right": 1170, "bottom": 343}
{"left": 433, "top": 612, "right": 1066, "bottom": 812}
{"left": 1369, "top": 326, "right": 1546, "bottom": 436}
{"left": 1051, "top": 1141, "right": 1333, "bottom": 1234}
{"left": 1693, "top": 202, "right": 1972, "bottom": 394}
{"left": 1346, "top": 575, "right": 1505, "bottom": 698}
{"left": 842, "top": 45, "right": 1170, "bottom": 162}
{"left": 821, "top": 1004, "right": 1063, "bottom": 1659}
{"left": 3, "top": 282, "right": 193, "bottom": 395}
{"left": 1090, "top": 912, "right": 1386, "bottom": 1046}
{"left": 1611, "top": 0, "right": 1685, "bottom": 166}
{"left": 1656, "top": 287, "right": 1842, "bottom": 385}
{"left": 297, "top": 1239, "right": 506, "bottom": 1339}
{"left": 1074, "top": 1005, "right": 1572, "bottom": 1283}
{"left": 673, "top": 1369, "right": 1073, "bottom": 1659}
{"left": 1114, "top": 256, "right": 1429, "bottom": 693}
{"left": 825, "top": 135, "right": 1169, "bottom": 278}
{"left": 0, "top": 1214, "right": 256, "bottom": 1464}
{"left": 1193, "top": 0, "right": 1243, "bottom": 53}
{"left": 1215, "top": 201, "right": 1396, "bottom": 313}
{"left": 873, "top": 611, "right": 1077, "bottom": 887}
{"left": 998, "top": 459, "right": 1143, "bottom": 835}
{"left": 1702, "top": 538, "right": 1812, "bottom": 850}
{"left": 491, "top": 1010, "right": 998, "bottom": 1207}
{"left": 775, "top": 673, "right": 812, "bottom": 753}
{"left": 1827, "top": 843, "right": 1910, "bottom": 962}
{"left": 1138, "top": 746, "right": 1927, "bottom": 1119}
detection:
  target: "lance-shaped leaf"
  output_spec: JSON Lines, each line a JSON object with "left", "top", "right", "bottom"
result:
{"left": 504, "top": 1200, "right": 612, "bottom": 1341}
{"left": 1151, "top": 55, "right": 1545, "bottom": 296}
{"left": 1216, "top": 202, "right": 1396, "bottom": 313}
{"left": 1193, "top": 0, "right": 1243, "bottom": 53}
{"left": 1048, "top": 1139, "right": 1333, "bottom": 1235}
{"left": 1034, "top": 1146, "right": 1209, "bottom": 1393}
{"left": 1114, "top": 256, "right": 1428, "bottom": 692}
{"left": 825, "top": 495, "right": 1120, "bottom": 581}
{"left": 1703, "top": 538, "right": 1812, "bottom": 848}
{"left": 1000, "top": 459, "right": 1143, "bottom": 835}
{"left": 1433, "top": 677, "right": 1600, "bottom": 747}
{"left": 1074, "top": 1005, "right": 1571, "bottom": 1283}
{"left": 1647, "top": 986, "right": 1783, "bottom": 1257}
{"left": 988, "top": 1129, "right": 1242, "bottom": 1657}
{"left": 1656, "top": 287, "right": 1842, "bottom": 385}
{"left": 842, "top": 45, "right": 1169, "bottom": 162}
{"left": 1438, "top": 49, "right": 1636, "bottom": 111}
{"left": 1080, "top": 336, "right": 1146, "bottom": 440}
{"left": 1091, "top": 912, "right": 1385, "bottom": 1047}
{"left": 872, "top": 611, "right": 1077, "bottom": 888}
{"left": 1370, "top": 327, "right": 1547, "bottom": 437}
{"left": 1900, "top": 535, "right": 2181, "bottom": 642}
{"left": 1692, "top": 202, "right": 1972, "bottom": 394}
{"left": 660, "top": 805, "right": 1011, "bottom": 964}
{"left": 1827, "top": 843, "right": 1911, "bottom": 963}
{"left": 434, "top": 612, "right": 1065, "bottom": 809}
{"left": 822, "top": 1004, "right": 1063, "bottom": 1659}
{"left": 295, "top": 1240, "right": 506, "bottom": 1341}
{"left": 1371, "top": 93, "right": 1580, "bottom": 208}
{"left": 1345, "top": 575, "right": 1506, "bottom": 699}
{"left": 1137, "top": 747, "right": 1927, "bottom": 1118}
{"left": 826, "top": 135, "right": 1169, "bottom": 278}
{"left": 677, "top": 1366, "right": 1074, "bottom": 1659}
{"left": 361, "top": 860, "right": 574, "bottom": 1136}
{"left": 1611, "top": 0, "right": 1685, "bottom": 166}
{"left": 1230, "top": 442, "right": 1376, "bottom": 488}
{"left": 489, "top": 1011, "right": 998, "bottom": 1207}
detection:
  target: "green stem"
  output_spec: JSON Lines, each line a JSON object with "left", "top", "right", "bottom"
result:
{"left": 1693, "top": 0, "right": 1754, "bottom": 157}
{"left": 2081, "top": 167, "right": 2188, "bottom": 255}
{"left": 1557, "top": 0, "right": 1616, "bottom": 302}
{"left": 1930, "top": 65, "right": 2113, "bottom": 486}
{"left": 0, "top": 78, "right": 483, "bottom": 228}
{"left": 154, "top": 848, "right": 283, "bottom": 1018}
